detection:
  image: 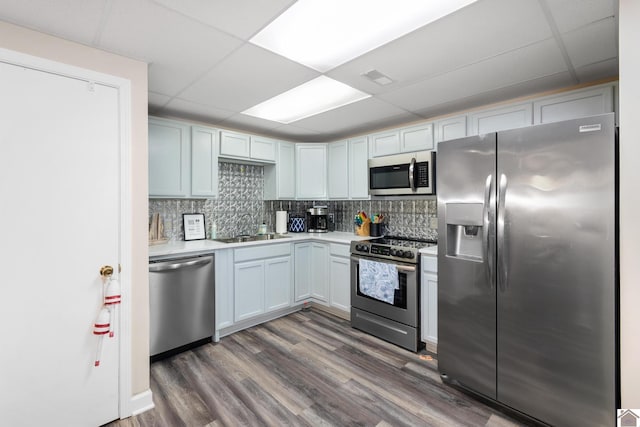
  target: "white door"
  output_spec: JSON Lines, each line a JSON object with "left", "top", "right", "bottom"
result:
{"left": 0, "top": 59, "right": 121, "bottom": 425}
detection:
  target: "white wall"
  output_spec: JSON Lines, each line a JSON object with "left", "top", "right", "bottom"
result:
{"left": 0, "top": 21, "right": 150, "bottom": 395}
{"left": 619, "top": 0, "right": 640, "bottom": 409}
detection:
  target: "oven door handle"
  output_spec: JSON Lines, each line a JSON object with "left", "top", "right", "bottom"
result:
{"left": 396, "top": 264, "right": 416, "bottom": 272}
{"left": 350, "top": 255, "right": 416, "bottom": 272}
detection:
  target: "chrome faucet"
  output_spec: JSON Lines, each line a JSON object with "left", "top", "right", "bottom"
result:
{"left": 237, "top": 213, "right": 252, "bottom": 237}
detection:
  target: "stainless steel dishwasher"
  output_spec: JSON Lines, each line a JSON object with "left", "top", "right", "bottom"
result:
{"left": 149, "top": 254, "right": 215, "bottom": 357}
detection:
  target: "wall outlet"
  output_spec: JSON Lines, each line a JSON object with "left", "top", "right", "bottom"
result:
{"left": 328, "top": 213, "right": 335, "bottom": 223}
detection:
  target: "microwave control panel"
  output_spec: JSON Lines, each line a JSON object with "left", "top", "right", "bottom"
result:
{"left": 416, "top": 162, "right": 430, "bottom": 187}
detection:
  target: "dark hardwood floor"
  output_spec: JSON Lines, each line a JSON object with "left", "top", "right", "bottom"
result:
{"left": 108, "top": 309, "right": 526, "bottom": 427}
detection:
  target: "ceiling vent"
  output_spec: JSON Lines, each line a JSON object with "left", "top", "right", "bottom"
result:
{"left": 362, "top": 69, "right": 394, "bottom": 86}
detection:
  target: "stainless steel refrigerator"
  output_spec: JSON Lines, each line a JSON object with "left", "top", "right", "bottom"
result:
{"left": 437, "top": 113, "right": 617, "bottom": 427}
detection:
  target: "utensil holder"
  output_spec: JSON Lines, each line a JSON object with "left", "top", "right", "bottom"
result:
{"left": 369, "top": 223, "right": 383, "bottom": 237}
{"left": 355, "top": 221, "right": 370, "bottom": 236}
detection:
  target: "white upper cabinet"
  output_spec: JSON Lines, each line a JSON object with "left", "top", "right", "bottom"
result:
{"left": 220, "top": 131, "right": 276, "bottom": 163}
{"left": 400, "top": 123, "right": 434, "bottom": 152}
{"left": 250, "top": 135, "right": 277, "bottom": 163}
{"left": 149, "top": 118, "right": 190, "bottom": 198}
{"left": 264, "top": 141, "right": 295, "bottom": 200}
{"left": 149, "top": 117, "right": 219, "bottom": 199}
{"left": 468, "top": 102, "right": 533, "bottom": 135}
{"left": 434, "top": 115, "right": 467, "bottom": 146}
{"left": 348, "top": 136, "right": 370, "bottom": 199}
{"left": 533, "top": 85, "right": 614, "bottom": 124}
{"left": 296, "top": 143, "right": 327, "bottom": 199}
{"left": 328, "top": 140, "right": 349, "bottom": 199}
{"left": 219, "top": 130, "right": 250, "bottom": 158}
{"left": 370, "top": 123, "right": 433, "bottom": 157}
{"left": 369, "top": 130, "right": 400, "bottom": 157}
{"left": 191, "top": 126, "right": 219, "bottom": 198}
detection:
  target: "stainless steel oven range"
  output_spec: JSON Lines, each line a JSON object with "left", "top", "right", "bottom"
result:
{"left": 350, "top": 237, "right": 436, "bottom": 352}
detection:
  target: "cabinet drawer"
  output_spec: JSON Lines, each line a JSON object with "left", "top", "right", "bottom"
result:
{"left": 330, "top": 243, "right": 350, "bottom": 258}
{"left": 422, "top": 255, "right": 437, "bottom": 273}
{"left": 235, "top": 243, "right": 291, "bottom": 262}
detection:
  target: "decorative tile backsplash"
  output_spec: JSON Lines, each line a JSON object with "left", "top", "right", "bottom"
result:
{"left": 150, "top": 162, "right": 438, "bottom": 242}
{"left": 264, "top": 199, "right": 438, "bottom": 241}
{"left": 150, "top": 162, "right": 266, "bottom": 241}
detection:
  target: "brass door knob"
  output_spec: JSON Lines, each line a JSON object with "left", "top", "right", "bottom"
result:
{"left": 100, "top": 265, "right": 114, "bottom": 278}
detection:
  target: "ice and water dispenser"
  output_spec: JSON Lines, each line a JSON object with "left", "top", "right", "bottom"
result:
{"left": 445, "top": 203, "right": 485, "bottom": 261}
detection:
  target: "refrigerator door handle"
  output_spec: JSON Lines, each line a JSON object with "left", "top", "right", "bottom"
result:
{"left": 497, "top": 173, "right": 508, "bottom": 291}
{"left": 482, "top": 174, "right": 494, "bottom": 289}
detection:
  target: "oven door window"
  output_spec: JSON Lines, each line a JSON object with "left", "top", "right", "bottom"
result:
{"left": 369, "top": 164, "right": 410, "bottom": 190}
{"left": 356, "top": 263, "right": 408, "bottom": 309}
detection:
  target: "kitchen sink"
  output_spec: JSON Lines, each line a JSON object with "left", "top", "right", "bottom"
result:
{"left": 212, "top": 233, "right": 291, "bottom": 243}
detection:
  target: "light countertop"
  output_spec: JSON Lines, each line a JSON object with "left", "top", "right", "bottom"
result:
{"left": 419, "top": 245, "right": 438, "bottom": 256}
{"left": 149, "top": 231, "right": 372, "bottom": 259}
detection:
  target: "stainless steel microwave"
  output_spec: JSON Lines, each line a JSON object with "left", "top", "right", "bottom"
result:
{"left": 368, "top": 151, "right": 436, "bottom": 196}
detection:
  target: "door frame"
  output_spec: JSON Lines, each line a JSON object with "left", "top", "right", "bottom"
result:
{"left": 0, "top": 47, "right": 133, "bottom": 419}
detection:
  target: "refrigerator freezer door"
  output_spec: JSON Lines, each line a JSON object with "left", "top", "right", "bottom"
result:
{"left": 437, "top": 133, "right": 497, "bottom": 399}
{"left": 496, "top": 114, "right": 616, "bottom": 426}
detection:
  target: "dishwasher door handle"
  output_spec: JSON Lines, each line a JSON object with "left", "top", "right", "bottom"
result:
{"left": 149, "top": 257, "right": 212, "bottom": 272}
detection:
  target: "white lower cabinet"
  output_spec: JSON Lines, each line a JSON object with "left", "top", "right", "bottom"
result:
{"left": 265, "top": 256, "right": 292, "bottom": 311}
{"left": 234, "top": 260, "right": 265, "bottom": 322}
{"left": 294, "top": 242, "right": 330, "bottom": 304}
{"left": 294, "top": 242, "right": 312, "bottom": 301}
{"left": 311, "top": 243, "right": 329, "bottom": 302}
{"left": 329, "top": 243, "right": 351, "bottom": 313}
{"left": 421, "top": 254, "right": 438, "bottom": 351}
{"left": 233, "top": 243, "right": 292, "bottom": 323}
{"left": 215, "top": 249, "right": 234, "bottom": 332}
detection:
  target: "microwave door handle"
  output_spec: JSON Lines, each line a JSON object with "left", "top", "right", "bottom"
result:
{"left": 409, "top": 158, "right": 416, "bottom": 191}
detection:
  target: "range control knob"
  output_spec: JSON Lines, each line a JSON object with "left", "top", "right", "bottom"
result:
{"left": 356, "top": 244, "right": 368, "bottom": 252}
{"left": 390, "top": 249, "right": 397, "bottom": 257}
{"left": 405, "top": 251, "right": 415, "bottom": 259}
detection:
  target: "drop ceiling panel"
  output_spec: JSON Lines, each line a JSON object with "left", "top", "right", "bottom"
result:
{"left": 293, "top": 97, "right": 417, "bottom": 133}
{"left": 150, "top": 0, "right": 296, "bottom": 39}
{"left": 0, "top": 0, "right": 107, "bottom": 44}
{"left": 413, "top": 72, "right": 574, "bottom": 119}
{"left": 148, "top": 92, "right": 172, "bottom": 108}
{"left": 179, "top": 43, "right": 319, "bottom": 112}
{"left": 545, "top": 0, "right": 615, "bottom": 33}
{"left": 379, "top": 38, "right": 567, "bottom": 111}
{"left": 268, "top": 124, "right": 322, "bottom": 141}
{"left": 574, "top": 58, "right": 618, "bottom": 82}
{"left": 327, "top": 0, "right": 552, "bottom": 95}
{"left": 220, "top": 112, "right": 286, "bottom": 133}
{"left": 163, "top": 98, "right": 235, "bottom": 123}
{"left": 562, "top": 18, "right": 617, "bottom": 69}
{"left": 98, "top": 0, "right": 243, "bottom": 96}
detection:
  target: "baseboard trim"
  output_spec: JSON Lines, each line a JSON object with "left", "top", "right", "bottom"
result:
{"left": 311, "top": 302, "right": 350, "bottom": 320}
{"left": 130, "top": 389, "right": 154, "bottom": 416}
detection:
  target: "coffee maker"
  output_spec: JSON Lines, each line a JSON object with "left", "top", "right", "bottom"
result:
{"left": 306, "top": 206, "right": 329, "bottom": 233}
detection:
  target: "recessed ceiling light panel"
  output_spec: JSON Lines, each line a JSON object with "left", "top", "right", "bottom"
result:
{"left": 250, "top": 0, "right": 478, "bottom": 72}
{"left": 242, "top": 76, "right": 371, "bottom": 124}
